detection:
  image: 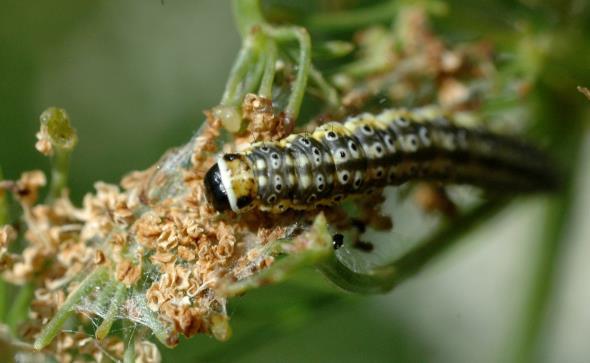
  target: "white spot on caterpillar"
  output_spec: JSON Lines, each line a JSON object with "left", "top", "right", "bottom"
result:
{"left": 338, "top": 170, "right": 350, "bottom": 184}
{"left": 401, "top": 135, "right": 419, "bottom": 152}
{"left": 348, "top": 140, "right": 360, "bottom": 157}
{"left": 297, "top": 156, "right": 309, "bottom": 167}
{"left": 419, "top": 127, "right": 432, "bottom": 147}
{"left": 384, "top": 134, "right": 396, "bottom": 152}
{"left": 288, "top": 174, "right": 296, "bottom": 186}
{"left": 274, "top": 175, "right": 283, "bottom": 192}
{"left": 336, "top": 148, "right": 348, "bottom": 163}
{"left": 300, "top": 175, "right": 311, "bottom": 188}
{"left": 316, "top": 174, "right": 325, "bottom": 191}
{"left": 372, "top": 143, "right": 385, "bottom": 158}
{"left": 353, "top": 171, "right": 363, "bottom": 189}
{"left": 395, "top": 117, "right": 410, "bottom": 127}
{"left": 256, "top": 159, "right": 266, "bottom": 170}
{"left": 361, "top": 124, "right": 374, "bottom": 135}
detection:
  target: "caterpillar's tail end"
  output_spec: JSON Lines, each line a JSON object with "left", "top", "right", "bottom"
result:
{"left": 204, "top": 163, "right": 231, "bottom": 213}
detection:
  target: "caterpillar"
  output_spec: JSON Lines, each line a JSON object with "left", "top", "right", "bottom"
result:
{"left": 204, "top": 107, "right": 558, "bottom": 214}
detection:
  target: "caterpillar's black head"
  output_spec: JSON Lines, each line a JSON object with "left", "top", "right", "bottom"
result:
{"left": 204, "top": 163, "right": 231, "bottom": 212}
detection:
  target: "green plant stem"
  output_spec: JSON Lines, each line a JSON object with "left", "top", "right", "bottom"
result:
{"left": 306, "top": 1, "right": 399, "bottom": 31}
{"left": 39, "top": 107, "right": 77, "bottom": 203}
{"left": 512, "top": 197, "right": 570, "bottom": 362}
{"left": 6, "top": 283, "right": 35, "bottom": 333}
{"left": 242, "top": 46, "right": 266, "bottom": 96}
{"left": 123, "top": 321, "right": 136, "bottom": 363}
{"left": 47, "top": 148, "right": 71, "bottom": 201}
{"left": 511, "top": 128, "right": 585, "bottom": 362}
{"left": 262, "top": 25, "right": 311, "bottom": 121}
{"left": 0, "top": 166, "right": 7, "bottom": 225}
{"left": 220, "top": 38, "right": 257, "bottom": 107}
{"left": 133, "top": 294, "right": 175, "bottom": 347}
{"left": 319, "top": 200, "right": 509, "bottom": 294}
{"left": 34, "top": 267, "right": 109, "bottom": 350}
{"left": 286, "top": 49, "right": 340, "bottom": 109}
{"left": 258, "top": 41, "right": 277, "bottom": 98}
{"left": 231, "top": 0, "right": 265, "bottom": 38}
{"left": 224, "top": 214, "right": 332, "bottom": 297}
{"left": 308, "top": 64, "right": 340, "bottom": 109}
{"left": 306, "top": 0, "right": 447, "bottom": 31}
{"left": 0, "top": 166, "right": 7, "bottom": 321}
{"left": 95, "top": 282, "right": 126, "bottom": 340}
{"left": 392, "top": 199, "right": 509, "bottom": 280}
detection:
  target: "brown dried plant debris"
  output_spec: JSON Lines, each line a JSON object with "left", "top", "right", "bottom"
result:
{"left": 337, "top": 7, "right": 500, "bottom": 116}
{"left": 3, "top": 106, "right": 336, "bottom": 361}
{"left": 239, "top": 93, "right": 292, "bottom": 142}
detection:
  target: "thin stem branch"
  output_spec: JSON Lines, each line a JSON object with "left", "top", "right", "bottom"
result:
{"left": 95, "top": 282, "right": 127, "bottom": 340}
{"left": 123, "top": 320, "right": 136, "bottom": 363}
{"left": 286, "top": 49, "right": 340, "bottom": 109}
{"left": 220, "top": 39, "right": 257, "bottom": 107}
{"left": 262, "top": 25, "right": 311, "bottom": 121}
{"left": 0, "top": 166, "right": 7, "bottom": 225}
{"left": 133, "top": 294, "right": 175, "bottom": 347}
{"left": 39, "top": 108, "right": 77, "bottom": 203}
{"left": 305, "top": 0, "right": 399, "bottom": 31}
{"left": 242, "top": 46, "right": 266, "bottom": 96}
{"left": 258, "top": 41, "right": 277, "bottom": 98}
{"left": 34, "top": 267, "right": 109, "bottom": 350}
{"left": 6, "top": 283, "right": 35, "bottom": 333}
{"left": 231, "top": 0, "right": 265, "bottom": 38}
{"left": 319, "top": 200, "right": 509, "bottom": 293}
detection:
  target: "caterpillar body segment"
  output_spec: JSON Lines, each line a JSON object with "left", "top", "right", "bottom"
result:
{"left": 204, "top": 108, "right": 557, "bottom": 214}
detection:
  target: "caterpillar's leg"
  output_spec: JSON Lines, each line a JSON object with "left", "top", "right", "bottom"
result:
{"left": 413, "top": 182, "right": 457, "bottom": 217}
{"left": 357, "top": 190, "right": 393, "bottom": 231}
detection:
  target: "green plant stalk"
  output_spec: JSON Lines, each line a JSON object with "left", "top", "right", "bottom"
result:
{"left": 306, "top": 0, "right": 447, "bottom": 31}
{"left": 512, "top": 197, "right": 570, "bottom": 363}
{"left": 47, "top": 147, "right": 72, "bottom": 201}
{"left": 511, "top": 128, "right": 585, "bottom": 362}
{"left": 258, "top": 40, "right": 277, "bottom": 99}
{"left": 220, "top": 38, "right": 257, "bottom": 107}
{"left": 34, "top": 267, "right": 109, "bottom": 350}
{"left": 6, "top": 283, "right": 35, "bottom": 333}
{"left": 286, "top": 49, "right": 340, "bottom": 109}
{"left": 0, "top": 166, "right": 7, "bottom": 225}
{"left": 308, "top": 64, "right": 340, "bottom": 109}
{"left": 39, "top": 107, "right": 77, "bottom": 203}
{"left": 231, "top": 0, "right": 265, "bottom": 38}
{"left": 392, "top": 199, "right": 509, "bottom": 281}
{"left": 223, "top": 214, "right": 332, "bottom": 297}
{"left": 0, "top": 166, "right": 7, "bottom": 321}
{"left": 319, "top": 199, "right": 509, "bottom": 294}
{"left": 95, "top": 282, "right": 127, "bottom": 340}
{"left": 241, "top": 47, "right": 267, "bottom": 97}
{"left": 123, "top": 320, "right": 136, "bottom": 363}
{"left": 93, "top": 278, "right": 116, "bottom": 314}
{"left": 0, "top": 280, "right": 5, "bottom": 322}
{"left": 306, "top": 0, "right": 398, "bottom": 31}
{"left": 133, "top": 293, "right": 175, "bottom": 347}
{"left": 262, "top": 25, "right": 311, "bottom": 121}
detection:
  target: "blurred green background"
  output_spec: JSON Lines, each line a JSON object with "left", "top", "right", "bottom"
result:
{"left": 1, "top": 0, "right": 589, "bottom": 362}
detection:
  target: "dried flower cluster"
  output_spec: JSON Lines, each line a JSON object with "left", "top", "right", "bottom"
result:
{"left": 0, "top": 6, "right": 509, "bottom": 362}
{"left": 334, "top": 7, "right": 511, "bottom": 119}
{"left": 0, "top": 93, "right": 336, "bottom": 361}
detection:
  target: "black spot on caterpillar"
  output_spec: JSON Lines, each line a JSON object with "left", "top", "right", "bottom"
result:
{"left": 204, "top": 108, "right": 559, "bottom": 213}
